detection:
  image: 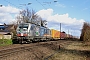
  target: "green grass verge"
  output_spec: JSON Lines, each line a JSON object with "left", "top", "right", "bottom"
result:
{"left": 0, "top": 39, "right": 12, "bottom": 46}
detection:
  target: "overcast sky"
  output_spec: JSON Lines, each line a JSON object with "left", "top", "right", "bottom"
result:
{"left": 0, "top": 0, "right": 90, "bottom": 37}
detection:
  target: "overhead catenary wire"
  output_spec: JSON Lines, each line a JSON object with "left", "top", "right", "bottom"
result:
{"left": 3, "top": 0, "right": 21, "bottom": 9}
{"left": 3, "top": 0, "right": 53, "bottom": 9}
{"left": 35, "top": 0, "right": 47, "bottom": 9}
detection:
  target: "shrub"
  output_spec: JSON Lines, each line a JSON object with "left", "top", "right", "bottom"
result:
{"left": 80, "top": 22, "right": 90, "bottom": 42}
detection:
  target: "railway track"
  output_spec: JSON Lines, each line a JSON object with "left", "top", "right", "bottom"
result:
{"left": 0, "top": 46, "right": 24, "bottom": 58}
{"left": 0, "top": 43, "right": 39, "bottom": 59}
{"left": 0, "top": 40, "right": 76, "bottom": 60}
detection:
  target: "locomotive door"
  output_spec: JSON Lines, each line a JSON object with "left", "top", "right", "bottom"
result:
{"left": 35, "top": 26, "right": 40, "bottom": 36}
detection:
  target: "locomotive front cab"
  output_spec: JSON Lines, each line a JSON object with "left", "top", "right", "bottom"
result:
{"left": 16, "top": 23, "right": 40, "bottom": 43}
{"left": 17, "top": 23, "right": 30, "bottom": 37}
{"left": 16, "top": 23, "right": 31, "bottom": 43}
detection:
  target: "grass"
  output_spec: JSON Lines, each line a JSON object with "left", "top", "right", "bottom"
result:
{"left": 49, "top": 49, "right": 87, "bottom": 60}
{"left": 0, "top": 39, "right": 12, "bottom": 46}
{"left": 48, "top": 41, "right": 89, "bottom": 60}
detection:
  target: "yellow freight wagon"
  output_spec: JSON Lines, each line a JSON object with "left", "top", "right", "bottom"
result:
{"left": 51, "top": 29, "right": 60, "bottom": 39}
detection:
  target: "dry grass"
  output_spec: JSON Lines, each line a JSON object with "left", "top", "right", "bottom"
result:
{"left": 49, "top": 41, "right": 90, "bottom": 60}
{"left": 49, "top": 49, "right": 87, "bottom": 60}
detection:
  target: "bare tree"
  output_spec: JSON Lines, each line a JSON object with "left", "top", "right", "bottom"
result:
{"left": 18, "top": 8, "right": 47, "bottom": 26}
{"left": 13, "top": 8, "right": 47, "bottom": 28}
{"left": 18, "top": 8, "right": 40, "bottom": 24}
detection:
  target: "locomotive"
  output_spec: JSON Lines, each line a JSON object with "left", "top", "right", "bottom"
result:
{"left": 14, "top": 22, "right": 52, "bottom": 43}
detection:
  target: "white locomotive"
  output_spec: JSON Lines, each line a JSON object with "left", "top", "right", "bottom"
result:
{"left": 15, "top": 22, "right": 51, "bottom": 43}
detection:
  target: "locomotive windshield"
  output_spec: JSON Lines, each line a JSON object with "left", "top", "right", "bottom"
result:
{"left": 19, "top": 24, "right": 29, "bottom": 29}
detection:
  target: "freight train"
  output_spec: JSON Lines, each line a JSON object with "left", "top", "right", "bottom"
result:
{"left": 13, "top": 22, "right": 73, "bottom": 43}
